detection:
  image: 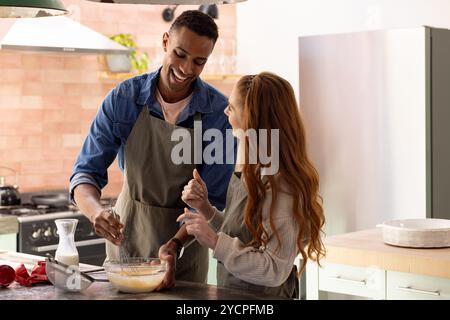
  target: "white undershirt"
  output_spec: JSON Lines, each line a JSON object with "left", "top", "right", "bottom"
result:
{"left": 155, "top": 88, "right": 193, "bottom": 125}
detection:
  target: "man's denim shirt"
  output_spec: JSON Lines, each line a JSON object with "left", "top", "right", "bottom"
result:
{"left": 69, "top": 68, "right": 236, "bottom": 210}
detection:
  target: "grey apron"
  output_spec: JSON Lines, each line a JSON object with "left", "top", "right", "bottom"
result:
{"left": 106, "top": 107, "right": 209, "bottom": 283}
{"left": 217, "top": 172, "right": 299, "bottom": 298}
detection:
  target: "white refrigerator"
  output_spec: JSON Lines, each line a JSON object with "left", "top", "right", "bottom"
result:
{"left": 298, "top": 26, "right": 450, "bottom": 236}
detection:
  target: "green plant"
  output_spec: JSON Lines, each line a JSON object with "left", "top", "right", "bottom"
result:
{"left": 110, "top": 33, "right": 149, "bottom": 74}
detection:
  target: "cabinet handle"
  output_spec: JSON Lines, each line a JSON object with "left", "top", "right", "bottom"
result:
{"left": 397, "top": 286, "right": 441, "bottom": 296}
{"left": 329, "top": 275, "right": 367, "bottom": 285}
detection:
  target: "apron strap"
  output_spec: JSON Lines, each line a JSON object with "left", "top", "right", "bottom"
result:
{"left": 193, "top": 112, "right": 201, "bottom": 122}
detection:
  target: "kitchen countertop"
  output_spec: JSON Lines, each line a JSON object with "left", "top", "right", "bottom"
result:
{"left": 0, "top": 251, "right": 288, "bottom": 300}
{"left": 1, "top": 279, "right": 287, "bottom": 300}
{"left": 323, "top": 228, "right": 450, "bottom": 279}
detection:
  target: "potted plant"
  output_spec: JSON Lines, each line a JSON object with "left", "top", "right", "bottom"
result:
{"left": 106, "top": 33, "right": 149, "bottom": 74}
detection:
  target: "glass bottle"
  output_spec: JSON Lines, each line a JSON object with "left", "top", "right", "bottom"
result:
{"left": 55, "top": 219, "right": 79, "bottom": 267}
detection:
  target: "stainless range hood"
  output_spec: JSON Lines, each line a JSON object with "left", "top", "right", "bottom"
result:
{"left": 85, "top": 0, "right": 246, "bottom": 4}
{"left": 0, "top": 16, "right": 130, "bottom": 54}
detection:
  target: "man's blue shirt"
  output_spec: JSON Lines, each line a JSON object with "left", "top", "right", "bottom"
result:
{"left": 69, "top": 68, "right": 235, "bottom": 210}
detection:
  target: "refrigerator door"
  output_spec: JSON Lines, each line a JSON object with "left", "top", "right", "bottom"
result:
{"left": 429, "top": 28, "right": 450, "bottom": 220}
{"left": 299, "top": 27, "right": 428, "bottom": 235}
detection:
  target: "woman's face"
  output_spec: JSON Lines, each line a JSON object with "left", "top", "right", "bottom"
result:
{"left": 224, "top": 85, "right": 243, "bottom": 135}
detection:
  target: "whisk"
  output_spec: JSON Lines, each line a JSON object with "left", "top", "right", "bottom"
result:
{"left": 110, "top": 207, "right": 134, "bottom": 271}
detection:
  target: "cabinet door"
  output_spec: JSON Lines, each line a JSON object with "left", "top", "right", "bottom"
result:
{"left": 207, "top": 249, "right": 217, "bottom": 285}
{"left": 0, "top": 234, "right": 16, "bottom": 252}
{"left": 387, "top": 271, "right": 450, "bottom": 300}
{"left": 319, "top": 262, "right": 386, "bottom": 299}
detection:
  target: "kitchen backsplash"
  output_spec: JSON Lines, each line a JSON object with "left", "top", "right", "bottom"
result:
{"left": 0, "top": 0, "right": 237, "bottom": 197}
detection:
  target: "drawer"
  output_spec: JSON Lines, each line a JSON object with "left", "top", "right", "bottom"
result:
{"left": 387, "top": 271, "right": 450, "bottom": 300}
{"left": 319, "top": 262, "right": 385, "bottom": 299}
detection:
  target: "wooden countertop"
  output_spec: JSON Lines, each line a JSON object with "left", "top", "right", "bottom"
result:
{"left": 323, "top": 228, "right": 450, "bottom": 279}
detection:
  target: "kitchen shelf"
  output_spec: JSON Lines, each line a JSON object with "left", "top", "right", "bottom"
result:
{"left": 97, "top": 55, "right": 241, "bottom": 81}
{"left": 99, "top": 70, "right": 138, "bottom": 81}
{"left": 99, "top": 71, "right": 242, "bottom": 81}
{"left": 201, "top": 74, "right": 242, "bottom": 81}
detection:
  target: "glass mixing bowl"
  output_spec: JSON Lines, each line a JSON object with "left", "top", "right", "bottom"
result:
{"left": 104, "top": 257, "right": 167, "bottom": 293}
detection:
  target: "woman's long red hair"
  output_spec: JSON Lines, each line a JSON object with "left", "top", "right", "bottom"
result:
{"left": 238, "top": 72, "right": 325, "bottom": 274}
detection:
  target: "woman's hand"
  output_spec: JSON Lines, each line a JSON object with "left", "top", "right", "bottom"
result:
{"left": 177, "top": 208, "right": 218, "bottom": 250}
{"left": 156, "top": 241, "right": 177, "bottom": 291}
{"left": 182, "top": 169, "right": 214, "bottom": 219}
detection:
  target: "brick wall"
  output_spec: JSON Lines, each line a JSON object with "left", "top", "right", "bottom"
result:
{"left": 0, "top": 0, "right": 237, "bottom": 197}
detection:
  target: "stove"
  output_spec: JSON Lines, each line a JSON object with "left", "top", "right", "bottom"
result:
{"left": 0, "top": 192, "right": 115, "bottom": 266}
{"left": 0, "top": 204, "right": 77, "bottom": 217}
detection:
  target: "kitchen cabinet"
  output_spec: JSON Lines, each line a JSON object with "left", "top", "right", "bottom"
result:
{"left": 306, "top": 229, "right": 450, "bottom": 300}
{"left": 0, "top": 234, "right": 16, "bottom": 251}
{"left": 386, "top": 271, "right": 450, "bottom": 300}
{"left": 0, "top": 214, "right": 17, "bottom": 251}
{"left": 0, "top": 214, "right": 18, "bottom": 235}
{"left": 207, "top": 249, "right": 218, "bottom": 285}
{"left": 317, "top": 262, "right": 385, "bottom": 299}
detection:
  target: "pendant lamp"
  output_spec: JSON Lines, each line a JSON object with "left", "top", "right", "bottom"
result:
{"left": 86, "top": 1, "right": 246, "bottom": 4}
{"left": 0, "top": 0, "right": 68, "bottom": 18}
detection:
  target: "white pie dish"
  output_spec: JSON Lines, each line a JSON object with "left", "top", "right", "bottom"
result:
{"left": 377, "top": 218, "right": 450, "bottom": 248}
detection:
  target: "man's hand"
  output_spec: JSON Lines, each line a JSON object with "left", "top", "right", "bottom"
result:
{"left": 156, "top": 240, "right": 178, "bottom": 290}
{"left": 177, "top": 208, "right": 218, "bottom": 250}
{"left": 74, "top": 184, "right": 124, "bottom": 246}
{"left": 90, "top": 208, "right": 124, "bottom": 246}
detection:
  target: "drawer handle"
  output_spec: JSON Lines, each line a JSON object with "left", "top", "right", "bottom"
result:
{"left": 397, "top": 286, "right": 440, "bottom": 296}
{"left": 330, "top": 275, "right": 367, "bottom": 286}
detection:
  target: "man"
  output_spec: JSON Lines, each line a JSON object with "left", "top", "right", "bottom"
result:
{"left": 70, "top": 10, "right": 234, "bottom": 285}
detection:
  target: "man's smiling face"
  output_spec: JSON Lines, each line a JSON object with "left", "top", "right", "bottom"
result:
{"left": 160, "top": 26, "right": 215, "bottom": 99}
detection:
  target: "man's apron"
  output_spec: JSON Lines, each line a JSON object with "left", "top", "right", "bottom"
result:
{"left": 217, "top": 173, "right": 299, "bottom": 298}
{"left": 106, "top": 107, "right": 209, "bottom": 283}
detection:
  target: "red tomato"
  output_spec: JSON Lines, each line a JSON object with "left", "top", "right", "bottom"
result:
{"left": 0, "top": 265, "right": 16, "bottom": 287}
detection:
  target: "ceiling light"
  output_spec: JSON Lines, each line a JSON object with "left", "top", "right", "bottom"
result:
{"left": 162, "top": 3, "right": 219, "bottom": 22}
{"left": 199, "top": 4, "right": 218, "bottom": 19}
{"left": 0, "top": 0, "right": 68, "bottom": 18}
{"left": 86, "top": 1, "right": 246, "bottom": 5}
{"left": 162, "top": 4, "right": 178, "bottom": 22}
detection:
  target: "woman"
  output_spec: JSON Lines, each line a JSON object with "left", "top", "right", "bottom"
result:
{"left": 178, "top": 72, "right": 325, "bottom": 299}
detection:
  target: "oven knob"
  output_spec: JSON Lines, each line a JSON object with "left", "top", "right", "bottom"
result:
{"left": 44, "top": 227, "right": 52, "bottom": 237}
{"left": 32, "top": 229, "right": 42, "bottom": 239}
